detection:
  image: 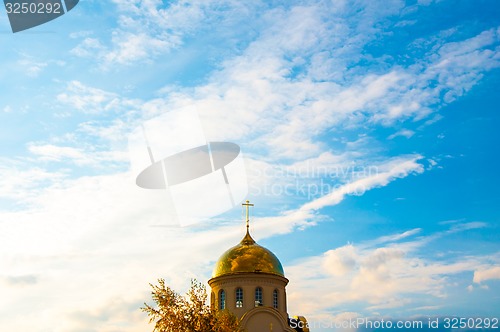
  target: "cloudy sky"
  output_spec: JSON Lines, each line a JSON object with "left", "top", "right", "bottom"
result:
{"left": 1, "top": 0, "right": 499, "bottom": 331}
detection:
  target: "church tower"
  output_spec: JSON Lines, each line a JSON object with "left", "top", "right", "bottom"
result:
{"left": 208, "top": 201, "right": 309, "bottom": 332}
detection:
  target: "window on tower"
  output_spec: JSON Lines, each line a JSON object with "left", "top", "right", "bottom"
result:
{"left": 255, "top": 287, "right": 263, "bottom": 306}
{"left": 219, "top": 289, "right": 226, "bottom": 310}
{"left": 273, "top": 289, "right": 278, "bottom": 309}
{"left": 236, "top": 287, "right": 243, "bottom": 308}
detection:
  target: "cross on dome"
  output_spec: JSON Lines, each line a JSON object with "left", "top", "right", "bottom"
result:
{"left": 242, "top": 199, "right": 254, "bottom": 231}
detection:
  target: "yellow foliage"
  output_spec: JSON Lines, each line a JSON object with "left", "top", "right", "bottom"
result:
{"left": 142, "top": 279, "right": 243, "bottom": 332}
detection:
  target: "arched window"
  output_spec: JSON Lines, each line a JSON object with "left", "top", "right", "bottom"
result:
{"left": 255, "top": 287, "right": 263, "bottom": 306}
{"left": 235, "top": 287, "right": 243, "bottom": 308}
{"left": 273, "top": 289, "right": 279, "bottom": 309}
{"left": 219, "top": 289, "right": 226, "bottom": 310}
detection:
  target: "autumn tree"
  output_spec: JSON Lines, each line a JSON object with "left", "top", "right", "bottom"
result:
{"left": 142, "top": 279, "right": 242, "bottom": 332}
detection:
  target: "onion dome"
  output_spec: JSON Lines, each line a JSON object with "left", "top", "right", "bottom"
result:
{"left": 212, "top": 228, "right": 285, "bottom": 278}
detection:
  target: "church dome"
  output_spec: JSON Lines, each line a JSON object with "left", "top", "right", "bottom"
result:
{"left": 212, "top": 229, "right": 285, "bottom": 278}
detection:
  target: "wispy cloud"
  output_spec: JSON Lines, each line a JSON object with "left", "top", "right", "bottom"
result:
{"left": 388, "top": 129, "right": 415, "bottom": 140}
{"left": 473, "top": 266, "right": 500, "bottom": 283}
{"left": 285, "top": 224, "right": 500, "bottom": 321}
{"left": 17, "top": 58, "right": 48, "bottom": 77}
{"left": 2, "top": 274, "right": 38, "bottom": 286}
{"left": 56, "top": 81, "right": 125, "bottom": 114}
{"left": 0, "top": 151, "right": 425, "bottom": 331}
{"left": 242, "top": 155, "right": 425, "bottom": 241}
{"left": 27, "top": 143, "right": 129, "bottom": 168}
{"left": 71, "top": 1, "right": 260, "bottom": 67}
{"left": 0, "top": 159, "right": 66, "bottom": 202}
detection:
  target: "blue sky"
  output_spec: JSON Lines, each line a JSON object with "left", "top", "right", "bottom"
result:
{"left": 1, "top": 0, "right": 499, "bottom": 331}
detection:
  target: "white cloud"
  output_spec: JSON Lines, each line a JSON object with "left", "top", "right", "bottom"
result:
{"left": 27, "top": 143, "right": 129, "bottom": 167}
{"left": 2, "top": 105, "right": 12, "bottom": 113}
{"left": 473, "top": 266, "right": 500, "bottom": 283}
{"left": 148, "top": 21, "right": 499, "bottom": 161}
{"left": 28, "top": 144, "right": 87, "bottom": 162}
{"left": 17, "top": 58, "right": 48, "bottom": 77}
{"left": 240, "top": 155, "right": 425, "bottom": 245}
{"left": 56, "top": 81, "right": 137, "bottom": 114}
{"left": 103, "top": 32, "right": 179, "bottom": 65}
{"left": 0, "top": 160, "right": 66, "bottom": 201}
{"left": 72, "top": 0, "right": 259, "bottom": 67}
{"left": 285, "top": 225, "right": 500, "bottom": 321}
{"left": 447, "top": 221, "right": 488, "bottom": 233}
{"left": 70, "top": 37, "right": 105, "bottom": 57}
{"left": 388, "top": 129, "right": 415, "bottom": 140}
{"left": 57, "top": 81, "right": 118, "bottom": 113}
{"left": 69, "top": 30, "right": 94, "bottom": 39}
{"left": 0, "top": 150, "right": 425, "bottom": 331}
{"left": 66, "top": 3, "right": 500, "bottom": 164}
{"left": 322, "top": 244, "right": 358, "bottom": 276}
{"left": 2, "top": 274, "right": 38, "bottom": 286}
{"left": 373, "top": 228, "right": 422, "bottom": 244}
{"left": 299, "top": 155, "right": 424, "bottom": 212}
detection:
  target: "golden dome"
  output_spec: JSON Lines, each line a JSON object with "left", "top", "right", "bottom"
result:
{"left": 212, "top": 229, "right": 285, "bottom": 278}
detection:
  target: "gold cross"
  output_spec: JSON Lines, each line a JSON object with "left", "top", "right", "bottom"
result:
{"left": 269, "top": 322, "right": 273, "bottom": 331}
{"left": 242, "top": 200, "right": 254, "bottom": 230}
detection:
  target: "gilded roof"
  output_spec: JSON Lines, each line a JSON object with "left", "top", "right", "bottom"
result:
{"left": 212, "top": 229, "right": 285, "bottom": 278}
